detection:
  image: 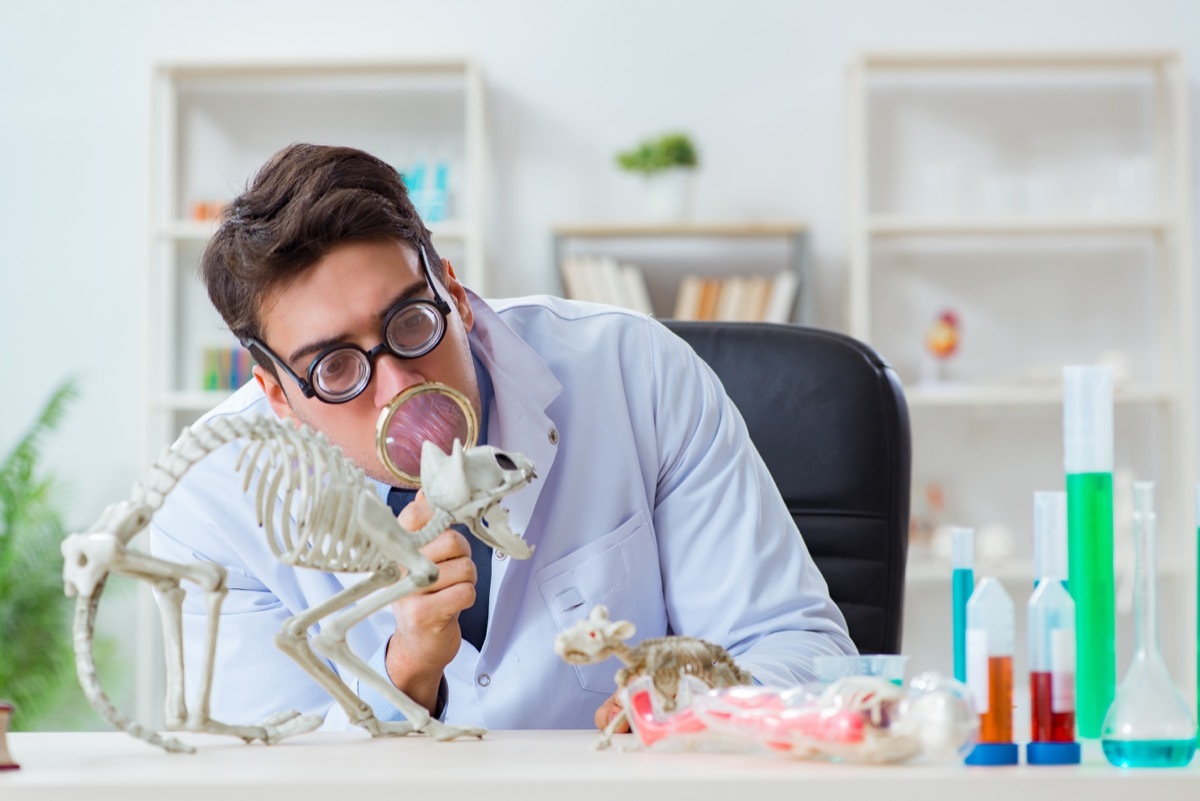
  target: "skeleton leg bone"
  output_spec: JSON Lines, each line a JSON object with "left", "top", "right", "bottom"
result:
{"left": 120, "top": 551, "right": 284, "bottom": 743}
{"left": 311, "top": 576, "right": 486, "bottom": 740}
{"left": 274, "top": 563, "right": 435, "bottom": 735}
{"left": 596, "top": 708, "right": 628, "bottom": 751}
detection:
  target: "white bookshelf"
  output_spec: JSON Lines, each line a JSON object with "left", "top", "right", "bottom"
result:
{"left": 550, "top": 222, "right": 812, "bottom": 324}
{"left": 845, "top": 50, "right": 1196, "bottom": 689}
{"left": 140, "top": 58, "right": 488, "bottom": 724}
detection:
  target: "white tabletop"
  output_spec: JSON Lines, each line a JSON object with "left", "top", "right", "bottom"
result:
{"left": 2, "top": 730, "right": 1197, "bottom": 801}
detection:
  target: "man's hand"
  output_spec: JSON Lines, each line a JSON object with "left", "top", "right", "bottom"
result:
{"left": 594, "top": 689, "right": 631, "bottom": 733}
{"left": 385, "top": 491, "right": 476, "bottom": 713}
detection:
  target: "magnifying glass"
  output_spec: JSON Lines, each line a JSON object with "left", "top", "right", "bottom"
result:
{"left": 375, "top": 382, "right": 478, "bottom": 487}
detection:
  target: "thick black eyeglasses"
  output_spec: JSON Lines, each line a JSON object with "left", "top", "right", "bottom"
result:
{"left": 244, "top": 245, "right": 452, "bottom": 404}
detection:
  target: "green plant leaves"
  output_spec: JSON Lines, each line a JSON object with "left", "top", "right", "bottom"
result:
{"left": 0, "top": 379, "right": 81, "bottom": 729}
{"left": 616, "top": 132, "right": 699, "bottom": 175}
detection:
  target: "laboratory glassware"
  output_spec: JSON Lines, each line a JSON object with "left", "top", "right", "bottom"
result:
{"left": 964, "top": 577, "right": 1018, "bottom": 765}
{"left": 1027, "top": 490, "right": 1080, "bottom": 765}
{"left": 951, "top": 526, "right": 975, "bottom": 684}
{"left": 1100, "top": 481, "right": 1196, "bottom": 768}
{"left": 1063, "top": 365, "right": 1116, "bottom": 738}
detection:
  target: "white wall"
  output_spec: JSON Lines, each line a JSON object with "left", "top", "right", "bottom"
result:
{"left": 6, "top": 0, "right": 1197, "bottom": 523}
{"left": 3, "top": 0, "right": 1198, "bottom": 699}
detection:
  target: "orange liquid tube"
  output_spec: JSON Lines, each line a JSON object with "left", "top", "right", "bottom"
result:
{"left": 979, "top": 655, "right": 1013, "bottom": 743}
{"left": 965, "top": 577, "right": 1019, "bottom": 765}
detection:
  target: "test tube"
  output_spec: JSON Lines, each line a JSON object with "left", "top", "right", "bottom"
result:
{"left": 951, "top": 527, "right": 975, "bottom": 683}
{"left": 1063, "top": 366, "right": 1116, "bottom": 738}
{"left": 1027, "top": 491, "right": 1081, "bottom": 765}
{"left": 964, "top": 577, "right": 1019, "bottom": 765}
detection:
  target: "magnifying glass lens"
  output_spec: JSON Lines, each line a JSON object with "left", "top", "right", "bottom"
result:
{"left": 378, "top": 384, "right": 475, "bottom": 485}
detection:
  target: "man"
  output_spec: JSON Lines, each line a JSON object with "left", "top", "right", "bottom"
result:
{"left": 150, "top": 143, "right": 854, "bottom": 734}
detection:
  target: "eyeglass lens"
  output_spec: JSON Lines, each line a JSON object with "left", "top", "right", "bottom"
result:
{"left": 311, "top": 302, "right": 445, "bottom": 400}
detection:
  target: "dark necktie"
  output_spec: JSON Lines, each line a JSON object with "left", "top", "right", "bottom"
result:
{"left": 386, "top": 487, "right": 491, "bottom": 653}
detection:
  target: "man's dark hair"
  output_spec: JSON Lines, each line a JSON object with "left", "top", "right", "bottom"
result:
{"left": 201, "top": 143, "right": 441, "bottom": 376}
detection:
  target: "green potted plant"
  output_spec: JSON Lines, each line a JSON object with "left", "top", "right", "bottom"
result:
{"left": 0, "top": 380, "right": 85, "bottom": 730}
{"left": 615, "top": 131, "right": 700, "bottom": 220}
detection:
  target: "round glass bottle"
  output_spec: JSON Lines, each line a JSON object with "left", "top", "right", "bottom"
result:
{"left": 1100, "top": 481, "right": 1196, "bottom": 767}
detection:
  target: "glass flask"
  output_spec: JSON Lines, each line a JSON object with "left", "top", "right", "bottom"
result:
{"left": 1100, "top": 481, "right": 1197, "bottom": 767}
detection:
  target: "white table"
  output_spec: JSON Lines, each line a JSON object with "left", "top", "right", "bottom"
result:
{"left": 3, "top": 731, "right": 1197, "bottom": 801}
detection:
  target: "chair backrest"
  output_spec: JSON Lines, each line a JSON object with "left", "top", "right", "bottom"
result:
{"left": 664, "top": 320, "right": 910, "bottom": 654}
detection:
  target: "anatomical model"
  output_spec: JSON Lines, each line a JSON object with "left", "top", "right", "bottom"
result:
{"left": 554, "top": 604, "right": 752, "bottom": 749}
{"left": 62, "top": 416, "right": 534, "bottom": 753}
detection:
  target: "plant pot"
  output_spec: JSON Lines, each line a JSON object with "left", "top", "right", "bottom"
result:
{"left": 641, "top": 167, "right": 695, "bottom": 221}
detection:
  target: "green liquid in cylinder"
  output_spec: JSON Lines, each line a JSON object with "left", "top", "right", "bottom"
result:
{"left": 1102, "top": 739, "right": 1197, "bottom": 768}
{"left": 1067, "top": 471, "right": 1116, "bottom": 739}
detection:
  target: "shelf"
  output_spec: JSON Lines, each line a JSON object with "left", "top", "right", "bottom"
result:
{"left": 552, "top": 222, "right": 807, "bottom": 239}
{"left": 867, "top": 216, "right": 1170, "bottom": 238}
{"left": 552, "top": 222, "right": 812, "bottom": 325}
{"left": 157, "top": 218, "right": 470, "bottom": 243}
{"left": 907, "top": 558, "right": 1034, "bottom": 584}
{"left": 905, "top": 382, "right": 1175, "bottom": 408}
{"left": 907, "top": 557, "right": 1187, "bottom": 585}
{"left": 859, "top": 50, "right": 1179, "bottom": 71}
{"left": 158, "top": 58, "right": 475, "bottom": 80}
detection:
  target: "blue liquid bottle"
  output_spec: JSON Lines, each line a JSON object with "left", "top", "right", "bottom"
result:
{"left": 1100, "top": 482, "right": 1196, "bottom": 767}
{"left": 951, "top": 527, "right": 975, "bottom": 684}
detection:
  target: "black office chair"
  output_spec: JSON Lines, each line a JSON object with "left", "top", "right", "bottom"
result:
{"left": 663, "top": 320, "right": 911, "bottom": 655}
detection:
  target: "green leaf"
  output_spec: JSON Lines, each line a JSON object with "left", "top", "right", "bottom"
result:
{"left": 615, "top": 131, "right": 699, "bottom": 175}
{"left": 0, "top": 378, "right": 95, "bottom": 730}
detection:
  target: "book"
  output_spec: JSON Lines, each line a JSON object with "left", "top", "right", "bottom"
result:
{"left": 594, "top": 256, "right": 628, "bottom": 308}
{"left": 673, "top": 275, "right": 704, "bottom": 320}
{"left": 619, "top": 262, "right": 654, "bottom": 315}
{"left": 742, "top": 275, "right": 773, "bottom": 321}
{"left": 713, "top": 277, "right": 744, "bottom": 322}
{"left": 560, "top": 254, "right": 591, "bottom": 302}
{"left": 762, "top": 270, "right": 799, "bottom": 324}
{"left": 696, "top": 279, "right": 722, "bottom": 320}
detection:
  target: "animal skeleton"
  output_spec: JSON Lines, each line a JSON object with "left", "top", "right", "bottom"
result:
{"left": 554, "top": 604, "right": 752, "bottom": 749}
{"left": 61, "top": 415, "right": 535, "bottom": 753}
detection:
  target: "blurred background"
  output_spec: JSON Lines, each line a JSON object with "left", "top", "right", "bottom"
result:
{"left": 2, "top": 0, "right": 1199, "bottom": 731}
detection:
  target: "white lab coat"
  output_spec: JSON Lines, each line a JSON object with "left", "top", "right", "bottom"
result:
{"left": 149, "top": 292, "right": 855, "bottom": 730}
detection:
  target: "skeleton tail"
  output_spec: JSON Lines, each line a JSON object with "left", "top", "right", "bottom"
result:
{"left": 73, "top": 580, "right": 193, "bottom": 754}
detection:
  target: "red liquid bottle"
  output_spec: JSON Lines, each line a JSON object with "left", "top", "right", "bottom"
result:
{"left": 1026, "top": 490, "right": 1081, "bottom": 765}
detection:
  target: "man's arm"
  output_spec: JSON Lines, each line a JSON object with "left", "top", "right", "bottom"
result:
{"left": 645, "top": 320, "right": 857, "bottom": 683}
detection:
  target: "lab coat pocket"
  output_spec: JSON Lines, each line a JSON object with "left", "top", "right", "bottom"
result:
{"left": 535, "top": 511, "right": 666, "bottom": 694}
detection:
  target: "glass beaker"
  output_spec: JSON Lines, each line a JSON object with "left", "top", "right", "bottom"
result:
{"left": 1100, "top": 481, "right": 1197, "bottom": 767}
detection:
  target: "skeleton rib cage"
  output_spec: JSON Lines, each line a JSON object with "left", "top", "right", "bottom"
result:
{"left": 63, "top": 410, "right": 536, "bottom": 752}
{"left": 131, "top": 415, "right": 394, "bottom": 572}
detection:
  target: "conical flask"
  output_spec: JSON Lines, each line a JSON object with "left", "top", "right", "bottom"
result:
{"left": 1100, "top": 481, "right": 1197, "bottom": 767}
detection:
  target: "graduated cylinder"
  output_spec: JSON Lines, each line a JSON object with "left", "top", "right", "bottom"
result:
{"left": 1063, "top": 366, "right": 1116, "bottom": 739}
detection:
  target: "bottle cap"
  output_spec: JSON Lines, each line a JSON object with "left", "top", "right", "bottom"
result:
{"left": 965, "top": 741, "right": 1020, "bottom": 765}
{"left": 1063, "top": 366, "right": 1113, "bottom": 473}
{"left": 951, "top": 526, "right": 974, "bottom": 570}
{"left": 1033, "top": 491, "right": 1068, "bottom": 582}
{"left": 1026, "top": 741, "right": 1081, "bottom": 765}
